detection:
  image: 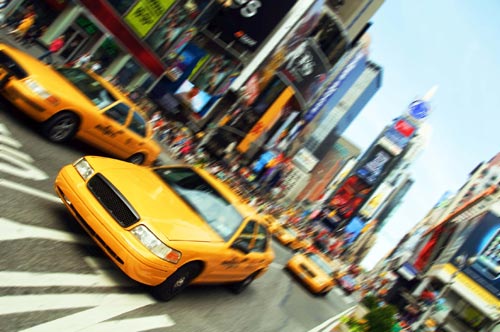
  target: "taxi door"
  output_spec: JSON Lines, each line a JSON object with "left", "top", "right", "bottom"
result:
{"left": 203, "top": 220, "right": 259, "bottom": 282}
{"left": 86, "top": 101, "right": 131, "bottom": 158}
{"left": 225, "top": 220, "right": 272, "bottom": 278}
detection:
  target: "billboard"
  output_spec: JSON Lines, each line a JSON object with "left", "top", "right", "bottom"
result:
{"left": 379, "top": 118, "right": 416, "bottom": 155}
{"left": 303, "top": 50, "right": 366, "bottom": 123}
{"left": 125, "top": 0, "right": 175, "bottom": 38}
{"left": 277, "top": 38, "right": 330, "bottom": 107}
{"left": 327, "top": 175, "right": 371, "bottom": 224}
{"left": 144, "top": 2, "right": 209, "bottom": 57}
{"left": 210, "top": 0, "right": 297, "bottom": 51}
{"left": 451, "top": 208, "right": 500, "bottom": 298}
{"left": 358, "top": 182, "right": 394, "bottom": 220}
{"left": 356, "top": 145, "right": 395, "bottom": 186}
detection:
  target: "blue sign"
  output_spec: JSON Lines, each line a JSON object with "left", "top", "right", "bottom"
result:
{"left": 408, "top": 100, "right": 430, "bottom": 120}
{"left": 303, "top": 51, "right": 366, "bottom": 123}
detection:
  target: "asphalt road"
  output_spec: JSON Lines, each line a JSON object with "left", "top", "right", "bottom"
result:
{"left": 0, "top": 71, "right": 357, "bottom": 332}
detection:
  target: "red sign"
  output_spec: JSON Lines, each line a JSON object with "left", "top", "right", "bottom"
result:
{"left": 394, "top": 119, "right": 415, "bottom": 137}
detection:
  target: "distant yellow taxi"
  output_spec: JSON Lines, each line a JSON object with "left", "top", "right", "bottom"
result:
{"left": 54, "top": 156, "right": 274, "bottom": 301}
{"left": 262, "top": 214, "right": 284, "bottom": 234}
{"left": 0, "top": 43, "right": 160, "bottom": 165}
{"left": 285, "top": 251, "right": 337, "bottom": 295}
{"left": 273, "top": 225, "right": 310, "bottom": 251}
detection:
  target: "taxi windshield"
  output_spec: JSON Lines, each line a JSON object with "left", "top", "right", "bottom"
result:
{"left": 56, "top": 67, "right": 116, "bottom": 108}
{"left": 307, "top": 253, "right": 335, "bottom": 276}
{"left": 154, "top": 167, "right": 244, "bottom": 241}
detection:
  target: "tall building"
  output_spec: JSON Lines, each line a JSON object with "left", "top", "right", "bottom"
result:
{"left": 279, "top": 56, "right": 382, "bottom": 201}
{"left": 321, "top": 92, "right": 434, "bottom": 236}
{"left": 204, "top": 0, "right": 384, "bottom": 163}
{"left": 286, "top": 137, "right": 361, "bottom": 203}
{"left": 376, "top": 151, "right": 500, "bottom": 332}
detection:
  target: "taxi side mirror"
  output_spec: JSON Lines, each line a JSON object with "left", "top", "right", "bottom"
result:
{"left": 231, "top": 239, "right": 250, "bottom": 254}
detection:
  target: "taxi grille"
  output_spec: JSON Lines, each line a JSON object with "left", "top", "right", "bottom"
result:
{"left": 87, "top": 173, "right": 140, "bottom": 227}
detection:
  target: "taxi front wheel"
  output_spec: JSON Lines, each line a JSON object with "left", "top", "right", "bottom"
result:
{"left": 151, "top": 263, "right": 202, "bottom": 301}
{"left": 229, "top": 271, "right": 259, "bottom": 294}
{"left": 42, "top": 111, "right": 79, "bottom": 143}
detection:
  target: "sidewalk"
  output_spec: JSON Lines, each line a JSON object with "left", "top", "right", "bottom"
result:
{"left": 0, "top": 28, "right": 52, "bottom": 61}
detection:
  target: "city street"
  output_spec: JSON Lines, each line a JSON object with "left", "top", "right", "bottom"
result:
{"left": 0, "top": 96, "right": 356, "bottom": 331}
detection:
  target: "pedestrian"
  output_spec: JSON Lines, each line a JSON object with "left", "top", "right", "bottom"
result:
{"left": 90, "top": 61, "right": 102, "bottom": 74}
{"left": 22, "top": 24, "right": 47, "bottom": 46}
{"left": 73, "top": 52, "right": 92, "bottom": 69}
{"left": 38, "top": 35, "right": 65, "bottom": 64}
{"left": 9, "top": 10, "right": 36, "bottom": 41}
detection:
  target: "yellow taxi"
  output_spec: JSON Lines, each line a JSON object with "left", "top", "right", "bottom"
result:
{"left": 54, "top": 156, "right": 275, "bottom": 301}
{"left": 285, "top": 250, "right": 337, "bottom": 295}
{"left": 0, "top": 43, "right": 160, "bottom": 165}
{"left": 262, "top": 214, "right": 284, "bottom": 234}
{"left": 273, "top": 224, "right": 311, "bottom": 251}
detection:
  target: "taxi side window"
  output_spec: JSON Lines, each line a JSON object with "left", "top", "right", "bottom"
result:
{"left": 128, "top": 111, "right": 147, "bottom": 137}
{"left": 104, "top": 103, "right": 130, "bottom": 125}
{"left": 235, "top": 221, "right": 256, "bottom": 251}
{"left": 253, "top": 224, "right": 268, "bottom": 253}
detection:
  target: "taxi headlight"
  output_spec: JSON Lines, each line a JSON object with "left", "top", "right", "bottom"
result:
{"left": 73, "top": 158, "right": 95, "bottom": 180}
{"left": 131, "top": 225, "right": 181, "bottom": 264}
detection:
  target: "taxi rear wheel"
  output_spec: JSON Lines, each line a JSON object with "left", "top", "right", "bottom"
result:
{"left": 42, "top": 112, "right": 79, "bottom": 143}
{"left": 229, "top": 271, "right": 259, "bottom": 294}
{"left": 151, "top": 263, "right": 202, "bottom": 301}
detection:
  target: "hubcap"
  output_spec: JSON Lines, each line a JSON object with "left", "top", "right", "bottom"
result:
{"left": 174, "top": 276, "right": 186, "bottom": 289}
{"left": 52, "top": 118, "right": 75, "bottom": 139}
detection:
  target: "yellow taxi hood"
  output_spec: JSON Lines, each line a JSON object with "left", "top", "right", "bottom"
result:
{"left": 297, "top": 254, "right": 332, "bottom": 279}
{"left": 98, "top": 166, "right": 224, "bottom": 243}
{"left": 0, "top": 44, "right": 97, "bottom": 108}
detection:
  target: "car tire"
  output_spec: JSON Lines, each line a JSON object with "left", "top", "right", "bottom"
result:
{"left": 41, "top": 112, "right": 79, "bottom": 143}
{"left": 151, "top": 263, "right": 202, "bottom": 301}
{"left": 127, "top": 153, "right": 145, "bottom": 165}
{"left": 229, "top": 271, "right": 259, "bottom": 294}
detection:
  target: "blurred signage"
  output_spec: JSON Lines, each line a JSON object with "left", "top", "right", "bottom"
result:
{"left": 277, "top": 38, "right": 329, "bottom": 107}
{"left": 359, "top": 182, "right": 394, "bottom": 219}
{"left": 356, "top": 146, "right": 394, "bottom": 185}
{"left": 292, "top": 147, "right": 319, "bottom": 173}
{"left": 304, "top": 51, "right": 366, "bottom": 122}
{"left": 394, "top": 118, "right": 416, "bottom": 136}
{"left": 211, "top": 0, "right": 296, "bottom": 51}
{"left": 125, "top": 0, "right": 175, "bottom": 38}
{"left": 408, "top": 99, "right": 430, "bottom": 121}
{"left": 397, "top": 262, "right": 419, "bottom": 281}
{"left": 328, "top": 175, "right": 371, "bottom": 223}
{"left": 381, "top": 118, "right": 416, "bottom": 155}
{"left": 451, "top": 207, "right": 500, "bottom": 298}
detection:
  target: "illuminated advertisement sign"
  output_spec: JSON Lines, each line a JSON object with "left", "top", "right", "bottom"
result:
{"left": 381, "top": 118, "right": 416, "bottom": 154}
{"left": 277, "top": 38, "right": 329, "bottom": 107}
{"left": 210, "top": 0, "right": 296, "bottom": 51}
{"left": 125, "top": 0, "right": 175, "bottom": 38}
{"left": 451, "top": 208, "right": 500, "bottom": 298}
{"left": 303, "top": 51, "right": 366, "bottom": 123}
{"left": 356, "top": 145, "right": 394, "bottom": 186}
{"left": 359, "top": 182, "right": 394, "bottom": 220}
{"left": 408, "top": 99, "right": 430, "bottom": 121}
{"left": 328, "top": 175, "right": 371, "bottom": 223}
